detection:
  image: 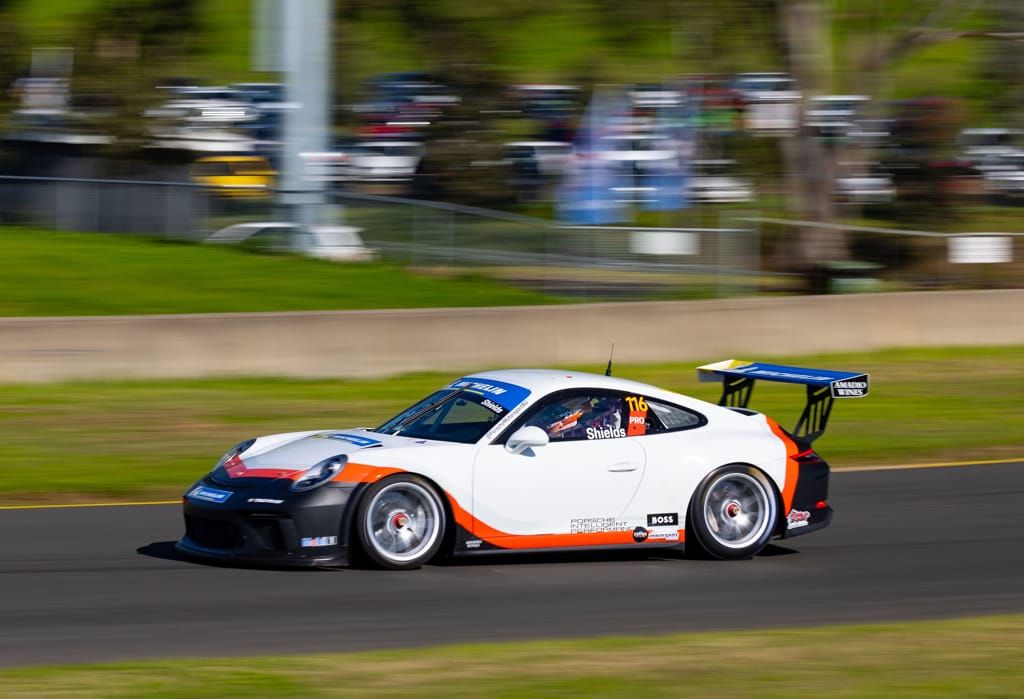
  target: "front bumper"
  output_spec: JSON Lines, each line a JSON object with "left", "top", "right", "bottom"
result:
{"left": 175, "top": 476, "right": 361, "bottom": 567}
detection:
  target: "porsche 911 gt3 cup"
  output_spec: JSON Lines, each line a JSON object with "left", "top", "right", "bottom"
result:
{"left": 177, "top": 360, "right": 868, "bottom": 569}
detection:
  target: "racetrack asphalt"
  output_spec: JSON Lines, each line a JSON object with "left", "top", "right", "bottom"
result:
{"left": 1, "top": 461, "right": 1022, "bottom": 668}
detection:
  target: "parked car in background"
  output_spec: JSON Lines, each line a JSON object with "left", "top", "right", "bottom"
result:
{"left": 191, "top": 155, "right": 276, "bottom": 198}
{"left": 204, "top": 222, "right": 377, "bottom": 261}
{"left": 300, "top": 148, "right": 351, "bottom": 187}
{"left": 684, "top": 75, "right": 744, "bottom": 133}
{"left": 628, "top": 84, "right": 683, "bottom": 111}
{"left": 835, "top": 161, "right": 895, "bottom": 205}
{"left": 690, "top": 159, "right": 755, "bottom": 204}
{"left": 504, "top": 141, "right": 573, "bottom": 200}
{"left": 341, "top": 140, "right": 424, "bottom": 185}
{"left": 505, "top": 141, "right": 572, "bottom": 176}
{"left": 352, "top": 73, "right": 458, "bottom": 139}
{"left": 733, "top": 72, "right": 801, "bottom": 132}
{"left": 981, "top": 151, "right": 1024, "bottom": 203}
{"left": 804, "top": 95, "right": 870, "bottom": 140}
{"left": 509, "top": 84, "right": 580, "bottom": 141}
{"left": 957, "top": 127, "right": 1022, "bottom": 167}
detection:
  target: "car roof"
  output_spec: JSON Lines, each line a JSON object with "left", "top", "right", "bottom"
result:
{"left": 460, "top": 368, "right": 681, "bottom": 400}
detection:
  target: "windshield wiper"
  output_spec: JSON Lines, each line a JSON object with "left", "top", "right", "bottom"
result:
{"left": 379, "top": 388, "right": 465, "bottom": 436}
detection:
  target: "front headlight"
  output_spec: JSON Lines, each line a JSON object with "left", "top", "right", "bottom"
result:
{"left": 290, "top": 455, "right": 348, "bottom": 492}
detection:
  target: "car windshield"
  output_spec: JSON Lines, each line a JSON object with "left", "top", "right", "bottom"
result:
{"left": 373, "top": 389, "right": 506, "bottom": 444}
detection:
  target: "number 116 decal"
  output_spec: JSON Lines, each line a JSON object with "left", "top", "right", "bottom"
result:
{"left": 625, "top": 395, "right": 649, "bottom": 436}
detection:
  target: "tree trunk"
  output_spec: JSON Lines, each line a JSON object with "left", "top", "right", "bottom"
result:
{"left": 777, "top": 0, "right": 848, "bottom": 272}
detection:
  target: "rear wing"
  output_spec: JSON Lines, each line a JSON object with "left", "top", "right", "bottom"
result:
{"left": 697, "top": 359, "right": 869, "bottom": 443}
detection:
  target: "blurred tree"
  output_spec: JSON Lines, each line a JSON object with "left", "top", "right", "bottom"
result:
{"left": 68, "top": 0, "right": 203, "bottom": 161}
{"left": 414, "top": 29, "right": 518, "bottom": 207}
{"left": 879, "top": 97, "right": 965, "bottom": 226}
{"left": 334, "top": 1, "right": 517, "bottom": 206}
{"left": 778, "top": 0, "right": 1011, "bottom": 286}
{"left": 0, "top": 1, "right": 27, "bottom": 125}
{"left": 983, "top": 0, "right": 1024, "bottom": 130}
{"left": 778, "top": 0, "right": 847, "bottom": 273}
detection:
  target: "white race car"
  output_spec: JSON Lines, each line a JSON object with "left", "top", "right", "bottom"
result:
{"left": 177, "top": 361, "right": 868, "bottom": 569}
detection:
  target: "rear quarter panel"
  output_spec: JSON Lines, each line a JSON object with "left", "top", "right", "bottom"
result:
{"left": 625, "top": 412, "right": 788, "bottom": 524}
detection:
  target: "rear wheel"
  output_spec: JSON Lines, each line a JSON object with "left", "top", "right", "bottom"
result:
{"left": 687, "top": 465, "right": 778, "bottom": 560}
{"left": 356, "top": 475, "right": 446, "bottom": 570}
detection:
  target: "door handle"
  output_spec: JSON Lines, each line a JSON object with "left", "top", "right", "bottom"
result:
{"left": 607, "top": 463, "right": 639, "bottom": 472}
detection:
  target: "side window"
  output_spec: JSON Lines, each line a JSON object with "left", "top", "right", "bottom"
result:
{"left": 646, "top": 399, "right": 706, "bottom": 432}
{"left": 523, "top": 392, "right": 626, "bottom": 441}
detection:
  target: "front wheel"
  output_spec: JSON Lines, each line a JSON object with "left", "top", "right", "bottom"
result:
{"left": 687, "top": 465, "right": 778, "bottom": 560}
{"left": 355, "top": 475, "right": 446, "bottom": 570}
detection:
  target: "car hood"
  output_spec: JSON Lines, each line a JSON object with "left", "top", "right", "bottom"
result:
{"left": 223, "top": 429, "right": 427, "bottom": 480}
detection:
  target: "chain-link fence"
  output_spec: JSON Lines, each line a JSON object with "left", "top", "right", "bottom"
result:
{"left": 2, "top": 174, "right": 1021, "bottom": 298}
{"left": 331, "top": 191, "right": 762, "bottom": 299}
{"left": 0, "top": 175, "right": 208, "bottom": 237}
{"left": 748, "top": 217, "right": 1024, "bottom": 293}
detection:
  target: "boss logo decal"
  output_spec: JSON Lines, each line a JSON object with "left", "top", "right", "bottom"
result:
{"left": 647, "top": 512, "right": 679, "bottom": 527}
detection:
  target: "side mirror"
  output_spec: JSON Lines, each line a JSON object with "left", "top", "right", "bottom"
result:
{"left": 505, "top": 425, "right": 549, "bottom": 455}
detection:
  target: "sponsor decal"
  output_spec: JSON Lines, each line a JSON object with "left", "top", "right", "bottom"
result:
{"left": 322, "top": 433, "right": 381, "bottom": 448}
{"left": 632, "top": 527, "right": 649, "bottom": 543}
{"left": 505, "top": 401, "right": 529, "bottom": 422}
{"left": 625, "top": 396, "right": 649, "bottom": 436}
{"left": 452, "top": 380, "right": 507, "bottom": 396}
{"left": 570, "top": 517, "right": 629, "bottom": 534}
{"left": 733, "top": 365, "right": 837, "bottom": 382}
{"left": 465, "top": 539, "right": 483, "bottom": 549}
{"left": 647, "top": 512, "right": 679, "bottom": 527}
{"left": 787, "top": 510, "right": 811, "bottom": 529}
{"left": 188, "top": 486, "right": 232, "bottom": 504}
{"left": 448, "top": 377, "right": 531, "bottom": 411}
{"left": 301, "top": 536, "right": 338, "bottom": 548}
{"left": 646, "top": 528, "right": 680, "bottom": 542}
{"left": 480, "top": 398, "right": 505, "bottom": 414}
{"left": 830, "top": 375, "right": 869, "bottom": 398}
{"left": 247, "top": 498, "right": 284, "bottom": 504}
{"left": 586, "top": 426, "right": 626, "bottom": 440}
{"left": 482, "top": 399, "right": 530, "bottom": 442}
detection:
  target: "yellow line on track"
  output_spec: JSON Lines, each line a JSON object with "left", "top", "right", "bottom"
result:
{"left": 840, "top": 457, "right": 1024, "bottom": 473}
{"left": 1, "top": 458, "right": 1021, "bottom": 510}
{"left": 0, "top": 500, "right": 179, "bottom": 510}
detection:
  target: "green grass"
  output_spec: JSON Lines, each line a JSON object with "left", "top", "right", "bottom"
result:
{"left": 2, "top": 615, "right": 1022, "bottom": 697}
{"left": 1, "top": 346, "right": 1022, "bottom": 503}
{"left": 0, "top": 227, "right": 557, "bottom": 315}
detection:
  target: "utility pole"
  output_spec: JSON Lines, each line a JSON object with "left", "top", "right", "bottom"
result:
{"left": 255, "top": 0, "right": 332, "bottom": 254}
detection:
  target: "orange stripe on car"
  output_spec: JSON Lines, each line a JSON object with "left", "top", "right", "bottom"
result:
{"left": 336, "top": 464, "right": 687, "bottom": 550}
{"left": 766, "top": 418, "right": 799, "bottom": 513}
{"left": 330, "top": 462, "right": 404, "bottom": 483}
{"left": 446, "top": 489, "right": 684, "bottom": 549}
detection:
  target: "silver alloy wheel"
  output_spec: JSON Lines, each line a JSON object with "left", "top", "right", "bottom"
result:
{"left": 363, "top": 480, "right": 442, "bottom": 565}
{"left": 701, "top": 471, "right": 773, "bottom": 550}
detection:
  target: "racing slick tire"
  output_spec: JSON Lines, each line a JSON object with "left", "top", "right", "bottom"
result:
{"left": 355, "top": 475, "right": 446, "bottom": 570}
{"left": 686, "top": 464, "right": 778, "bottom": 561}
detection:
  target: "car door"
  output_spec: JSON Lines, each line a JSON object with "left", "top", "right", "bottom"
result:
{"left": 470, "top": 390, "right": 646, "bottom": 543}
